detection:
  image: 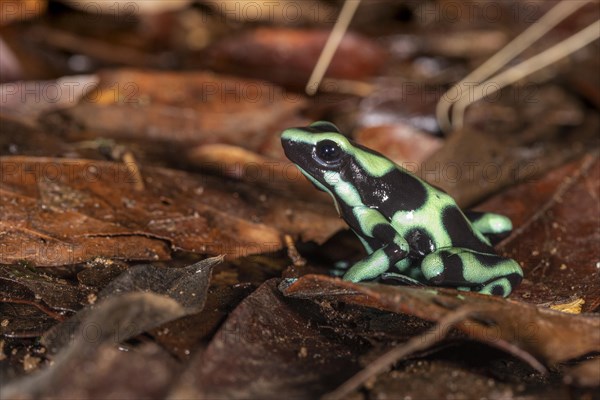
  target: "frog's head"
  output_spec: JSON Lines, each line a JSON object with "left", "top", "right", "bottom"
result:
{"left": 281, "top": 121, "right": 396, "bottom": 193}
{"left": 281, "top": 121, "right": 354, "bottom": 189}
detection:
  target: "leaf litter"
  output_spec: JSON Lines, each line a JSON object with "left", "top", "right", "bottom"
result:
{"left": 0, "top": 156, "right": 344, "bottom": 266}
{"left": 1, "top": 256, "right": 221, "bottom": 399}
{"left": 1, "top": 2, "right": 599, "bottom": 398}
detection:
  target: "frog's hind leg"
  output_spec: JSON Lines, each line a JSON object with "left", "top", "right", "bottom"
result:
{"left": 420, "top": 248, "right": 523, "bottom": 297}
{"left": 464, "top": 211, "right": 513, "bottom": 245}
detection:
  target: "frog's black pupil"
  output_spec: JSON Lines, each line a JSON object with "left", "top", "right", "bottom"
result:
{"left": 317, "top": 140, "right": 341, "bottom": 162}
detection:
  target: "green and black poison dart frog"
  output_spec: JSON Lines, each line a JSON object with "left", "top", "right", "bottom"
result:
{"left": 281, "top": 121, "right": 523, "bottom": 297}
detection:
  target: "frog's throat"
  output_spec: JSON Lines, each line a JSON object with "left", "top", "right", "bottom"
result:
{"left": 296, "top": 166, "right": 342, "bottom": 216}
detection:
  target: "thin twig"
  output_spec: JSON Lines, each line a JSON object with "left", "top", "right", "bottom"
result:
{"left": 121, "top": 151, "right": 145, "bottom": 191}
{"left": 498, "top": 153, "right": 598, "bottom": 248}
{"left": 1, "top": 298, "right": 67, "bottom": 321}
{"left": 451, "top": 19, "right": 600, "bottom": 129}
{"left": 305, "top": 0, "right": 361, "bottom": 95}
{"left": 284, "top": 234, "right": 306, "bottom": 267}
{"left": 436, "top": 0, "right": 592, "bottom": 132}
{"left": 319, "top": 78, "right": 375, "bottom": 97}
{"left": 322, "top": 306, "right": 479, "bottom": 400}
{"left": 485, "top": 338, "right": 547, "bottom": 374}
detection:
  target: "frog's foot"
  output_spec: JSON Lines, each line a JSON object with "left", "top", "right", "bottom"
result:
{"left": 343, "top": 245, "right": 404, "bottom": 283}
{"left": 379, "top": 272, "right": 425, "bottom": 286}
{"left": 476, "top": 278, "right": 518, "bottom": 296}
{"left": 464, "top": 211, "right": 513, "bottom": 244}
{"left": 420, "top": 248, "right": 523, "bottom": 297}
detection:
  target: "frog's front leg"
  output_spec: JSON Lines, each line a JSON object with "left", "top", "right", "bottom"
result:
{"left": 343, "top": 207, "right": 409, "bottom": 282}
{"left": 420, "top": 248, "right": 523, "bottom": 297}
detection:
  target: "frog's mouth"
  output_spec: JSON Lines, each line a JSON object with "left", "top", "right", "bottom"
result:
{"left": 280, "top": 136, "right": 295, "bottom": 159}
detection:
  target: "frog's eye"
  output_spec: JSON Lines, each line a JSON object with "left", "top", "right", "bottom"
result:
{"left": 315, "top": 140, "right": 342, "bottom": 164}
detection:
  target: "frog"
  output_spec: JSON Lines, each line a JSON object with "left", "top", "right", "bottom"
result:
{"left": 281, "top": 121, "right": 523, "bottom": 297}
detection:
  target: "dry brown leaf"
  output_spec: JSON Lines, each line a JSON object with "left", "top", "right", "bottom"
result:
{"left": 0, "top": 156, "right": 344, "bottom": 266}
{"left": 477, "top": 153, "right": 600, "bottom": 311}
{"left": 47, "top": 70, "right": 305, "bottom": 152}
{"left": 281, "top": 275, "right": 600, "bottom": 367}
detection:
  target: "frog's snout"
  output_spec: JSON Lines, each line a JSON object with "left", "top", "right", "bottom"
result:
{"left": 281, "top": 130, "right": 302, "bottom": 162}
{"left": 280, "top": 134, "right": 293, "bottom": 157}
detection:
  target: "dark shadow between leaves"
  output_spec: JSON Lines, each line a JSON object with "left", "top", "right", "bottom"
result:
{"left": 0, "top": 256, "right": 222, "bottom": 399}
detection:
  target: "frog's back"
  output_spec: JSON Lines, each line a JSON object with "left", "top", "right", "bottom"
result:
{"left": 360, "top": 161, "right": 493, "bottom": 254}
{"left": 337, "top": 138, "right": 493, "bottom": 255}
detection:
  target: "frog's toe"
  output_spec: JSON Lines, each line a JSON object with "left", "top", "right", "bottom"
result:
{"left": 466, "top": 211, "right": 513, "bottom": 235}
{"left": 421, "top": 250, "right": 465, "bottom": 287}
{"left": 380, "top": 272, "right": 425, "bottom": 286}
{"left": 330, "top": 268, "right": 345, "bottom": 277}
{"left": 477, "top": 278, "right": 515, "bottom": 297}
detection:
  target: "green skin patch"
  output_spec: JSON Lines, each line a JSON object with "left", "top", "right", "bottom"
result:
{"left": 281, "top": 122, "right": 523, "bottom": 297}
